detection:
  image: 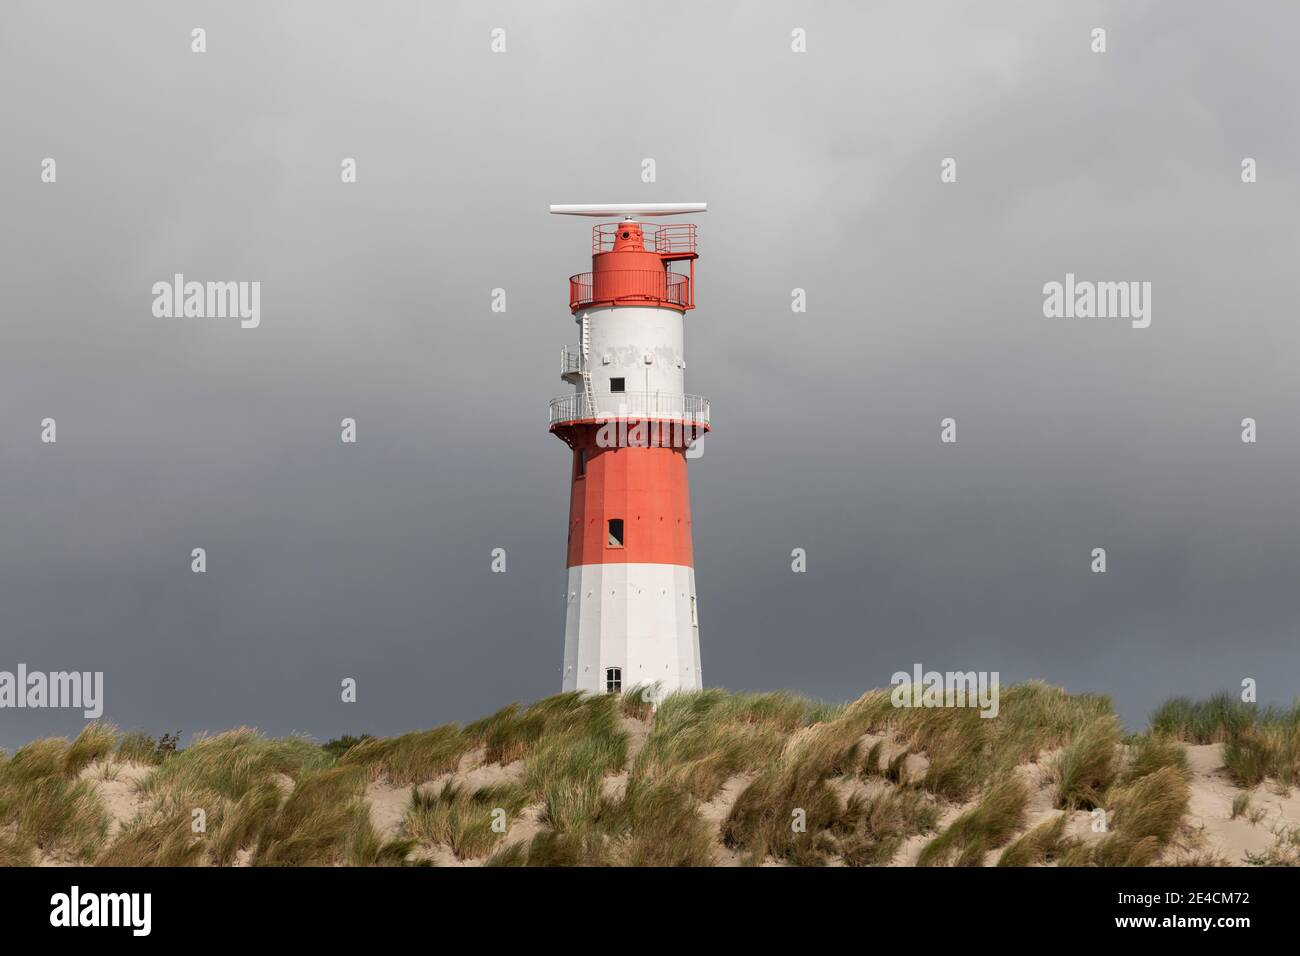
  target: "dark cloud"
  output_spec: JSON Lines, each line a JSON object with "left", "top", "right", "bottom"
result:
{"left": 2, "top": 1, "right": 1298, "bottom": 748}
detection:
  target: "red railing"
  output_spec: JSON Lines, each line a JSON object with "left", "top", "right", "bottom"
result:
{"left": 592, "top": 222, "right": 698, "bottom": 256}
{"left": 569, "top": 270, "right": 691, "bottom": 310}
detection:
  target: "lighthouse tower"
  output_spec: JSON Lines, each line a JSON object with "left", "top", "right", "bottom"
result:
{"left": 548, "top": 202, "right": 710, "bottom": 699}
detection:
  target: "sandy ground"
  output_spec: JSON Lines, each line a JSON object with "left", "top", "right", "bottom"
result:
{"left": 1179, "top": 743, "right": 1300, "bottom": 864}
{"left": 41, "top": 732, "right": 1300, "bottom": 866}
{"left": 32, "top": 761, "right": 154, "bottom": 865}
{"left": 79, "top": 761, "right": 153, "bottom": 839}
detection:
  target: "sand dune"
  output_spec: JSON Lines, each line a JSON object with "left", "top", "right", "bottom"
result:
{"left": 10, "top": 686, "right": 1300, "bottom": 867}
{"left": 51, "top": 731, "right": 1293, "bottom": 867}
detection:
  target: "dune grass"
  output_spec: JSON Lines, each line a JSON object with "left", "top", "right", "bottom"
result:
{"left": 210, "top": 781, "right": 283, "bottom": 865}
{"left": 250, "top": 766, "right": 388, "bottom": 866}
{"left": 607, "top": 779, "right": 715, "bottom": 865}
{"left": 1223, "top": 724, "right": 1300, "bottom": 788}
{"left": 918, "top": 778, "right": 1028, "bottom": 866}
{"left": 721, "top": 693, "right": 896, "bottom": 864}
{"left": 6, "top": 683, "right": 1299, "bottom": 867}
{"left": 869, "top": 682, "right": 1112, "bottom": 803}
{"left": 619, "top": 685, "right": 658, "bottom": 721}
{"left": 525, "top": 694, "right": 629, "bottom": 831}
{"left": 338, "top": 724, "right": 468, "bottom": 784}
{"left": 462, "top": 692, "right": 622, "bottom": 769}
{"left": 113, "top": 733, "right": 160, "bottom": 765}
{"left": 837, "top": 786, "right": 940, "bottom": 866}
{"left": 1121, "top": 732, "right": 1187, "bottom": 784}
{"left": 0, "top": 727, "right": 114, "bottom": 862}
{"left": 0, "top": 831, "right": 35, "bottom": 866}
{"left": 1148, "top": 692, "right": 1300, "bottom": 788}
{"left": 488, "top": 689, "right": 809, "bottom": 866}
{"left": 488, "top": 778, "right": 714, "bottom": 867}
{"left": 1089, "top": 765, "right": 1191, "bottom": 866}
{"left": 137, "top": 728, "right": 328, "bottom": 803}
{"left": 1230, "top": 793, "right": 1251, "bottom": 820}
{"left": 97, "top": 727, "right": 411, "bottom": 866}
{"left": 1049, "top": 715, "right": 1122, "bottom": 810}
{"left": 463, "top": 704, "right": 533, "bottom": 764}
{"left": 95, "top": 810, "right": 205, "bottom": 866}
{"left": 631, "top": 689, "right": 807, "bottom": 800}
{"left": 405, "top": 781, "right": 530, "bottom": 859}
{"left": 1149, "top": 693, "right": 1258, "bottom": 744}
{"left": 65, "top": 722, "right": 117, "bottom": 775}
{"left": 997, "top": 813, "right": 1073, "bottom": 866}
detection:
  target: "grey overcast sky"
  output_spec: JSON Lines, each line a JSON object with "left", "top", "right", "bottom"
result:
{"left": 3, "top": 1, "right": 1299, "bottom": 749}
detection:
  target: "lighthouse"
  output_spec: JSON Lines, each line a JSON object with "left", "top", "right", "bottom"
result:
{"left": 548, "top": 203, "right": 710, "bottom": 699}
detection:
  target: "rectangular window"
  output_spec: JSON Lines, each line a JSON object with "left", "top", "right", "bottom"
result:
{"left": 609, "top": 377, "right": 625, "bottom": 393}
{"left": 607, "top": 518, "right": 624, "bottom": 548}
{"left": 691, "top": 595, "right": 698, "bottom": 626}
{"left": 606, "top": 667, "right": 622, "bottom": 694}
{"left": 575, "top": 449, "right": 587, "bottom": 478}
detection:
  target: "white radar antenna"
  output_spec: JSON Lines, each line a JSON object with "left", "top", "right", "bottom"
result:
{"left": 549, "top": 203, "right": 707, "bottom": 220}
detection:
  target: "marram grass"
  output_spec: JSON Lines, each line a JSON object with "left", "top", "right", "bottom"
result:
{"left": 0, "top": 685, "right": 1292, "bottom": 866}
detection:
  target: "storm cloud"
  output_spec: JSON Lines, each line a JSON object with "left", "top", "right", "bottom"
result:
{"left": 2, "top": 1, "right": 1299, "bottom": 748}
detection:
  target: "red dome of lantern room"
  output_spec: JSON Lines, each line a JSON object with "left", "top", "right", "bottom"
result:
{"left": 568, "top": 220, "right": 699, "bottom": 314}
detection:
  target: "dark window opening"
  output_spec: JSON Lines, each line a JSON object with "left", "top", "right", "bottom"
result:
{"left": 606, "top": 667, "right": 622, "bottom": 693}
{"left": 609, "top": 377, "right": 625, "bottom": 393}
{"left": 575, "top": 449, "right": 587, "bottom": 478}
{"left": 607, "top": 518, "right": 624, "bottom": 548}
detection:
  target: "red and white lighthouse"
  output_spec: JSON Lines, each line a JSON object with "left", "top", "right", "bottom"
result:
{"left": 548, "top": 203, "right": 710, "bottom": 699}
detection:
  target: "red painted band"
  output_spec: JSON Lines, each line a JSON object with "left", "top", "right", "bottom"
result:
{"left": 563, "top": 425, "right": 695, "bottom": 568}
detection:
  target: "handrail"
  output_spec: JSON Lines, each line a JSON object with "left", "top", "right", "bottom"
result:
{"left": 569, "top": 270, "right": 691, "bottom": 310}
{"left": 592, "top": 222, "right": 697, "bottom": 255}
{"left": 560, "top": 345, "right": 584, "bottom": 376}
{"left": 549, "top": 391, "right": 710, "bottom": 427}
